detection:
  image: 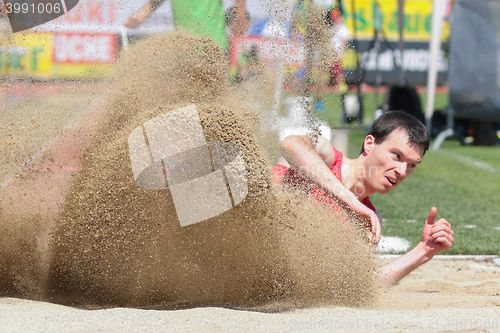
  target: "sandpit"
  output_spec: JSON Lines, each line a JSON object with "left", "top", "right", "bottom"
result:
{"left": 1, "top": 33, "right": 375, "bottom": 309}
{"left": 0, "top": 32, "right": 499, "bottom": 332}
{"left": 0, "top": 258, "right": 498, "bottom": 332}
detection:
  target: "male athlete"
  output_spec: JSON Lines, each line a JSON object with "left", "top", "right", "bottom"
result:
{"left": 275, "top": 111, "right": 454, "bottom": 286}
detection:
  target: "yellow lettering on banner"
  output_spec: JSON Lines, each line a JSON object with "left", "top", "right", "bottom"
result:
{"left": 1, "top": 33, "right": 53, "bottom": 77}
{"left": 343, "top": 0, "right": 449, "bottom": 42}
{"left": 1, "top": 33, "right": 114, "bottom": 79}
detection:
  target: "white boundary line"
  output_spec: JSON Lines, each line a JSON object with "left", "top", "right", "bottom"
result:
{"left": 438, "top": 150, "right": 498, "bottom": 173}
{"left": 378, "top": 254, "right": 499, "bottom": 261}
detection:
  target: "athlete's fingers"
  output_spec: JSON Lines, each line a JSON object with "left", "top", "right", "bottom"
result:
{"left": 438, "top": 219, "right": 453, "bottom": 235}
{"left": 431, "top": 231, "right": 453, "bottom": 243}
{"left": 377, "top": 221, "right": 381, "bottom": 242}
{"left": 431, "top": 224, "right": 453, "bottom": 236}
{"left": 431, "top": 229, "right": 453, "bottom": 240}
{"left": 436, "top": 218, "right": 451, "bottom": 229}
{"left": 374, "top": 219, "right": 381, "bottom": 244}
{"left": 369, "top": 213, "right": 376, "bottom": 234}
{"left": 425, "top": 207, "right": 438, "bottom": 225}
{"left": 435, "top": 236, "right": 452, "bottom": 248}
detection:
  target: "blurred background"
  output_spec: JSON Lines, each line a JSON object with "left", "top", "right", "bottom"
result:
{"left": 1, "top": 0, "right": 499, "bottom": 254}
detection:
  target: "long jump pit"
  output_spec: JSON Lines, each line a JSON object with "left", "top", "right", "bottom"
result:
{"left": 0, "top": 33, "right": 499, "bottom": 333}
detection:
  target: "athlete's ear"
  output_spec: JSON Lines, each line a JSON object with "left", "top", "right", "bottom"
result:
{"left": 363, "top": 134, "right": 376, "bottom": 154}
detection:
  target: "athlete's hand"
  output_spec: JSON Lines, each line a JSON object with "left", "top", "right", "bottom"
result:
{"left": 420, "top": 207, "right": 454, "bottom": 258}
{"left": 351, "top": 201, "right": 382, "bottom": 244}
{"left": 124, "top": 15, "right": 141, "bottom": 28}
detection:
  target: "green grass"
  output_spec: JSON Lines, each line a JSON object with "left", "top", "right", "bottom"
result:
{"left": 315, "top": 91, "right": 499, "bottom": 255}
{"left": 347, "top": 130, "right": 500, "bottom": 255}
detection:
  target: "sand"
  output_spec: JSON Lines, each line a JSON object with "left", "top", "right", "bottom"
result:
{"left": 0, "top": 258, "right": 498, "bottom": 332}
{"left": 0, "top": 33, "right": 376, "bottom": 309}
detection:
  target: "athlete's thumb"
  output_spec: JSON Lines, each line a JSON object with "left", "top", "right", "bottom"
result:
{"left": 425, "top": 207, "right": 438, "bottom": 225}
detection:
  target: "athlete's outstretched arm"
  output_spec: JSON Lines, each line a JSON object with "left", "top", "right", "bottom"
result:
{"left": 378, "top": 207, "right": 453, "bottom": 286}
{"left": 280, "top": 134, "right": 381, "bottom": 241}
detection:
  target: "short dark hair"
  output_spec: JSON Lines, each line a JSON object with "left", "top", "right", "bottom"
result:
{"left": 361, "top": 111, "right": 430, "bottom": 154}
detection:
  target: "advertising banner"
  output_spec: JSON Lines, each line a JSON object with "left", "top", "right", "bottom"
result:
{"left": 343, "top": 0, "right": 450, "bottom": 41}
{"left": 34, "top": 0, "right": 173, "bottom": 34}
{"left": 0, "top": 32, "right": 53, "bottom": 77}
{"left": 1, "top": 0, "right": 172, "bottom": 79}
{"left": 342, "top": 0, "right": 450, "bottom": 85}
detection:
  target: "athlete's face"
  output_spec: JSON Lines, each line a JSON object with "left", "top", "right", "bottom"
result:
{"left": 362, "top": 128, "right": 424, "bottom": 194}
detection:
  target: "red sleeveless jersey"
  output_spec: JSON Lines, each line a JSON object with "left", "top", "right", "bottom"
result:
{"left": 272, "top": 145, "right": 376, "bottom": 213}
